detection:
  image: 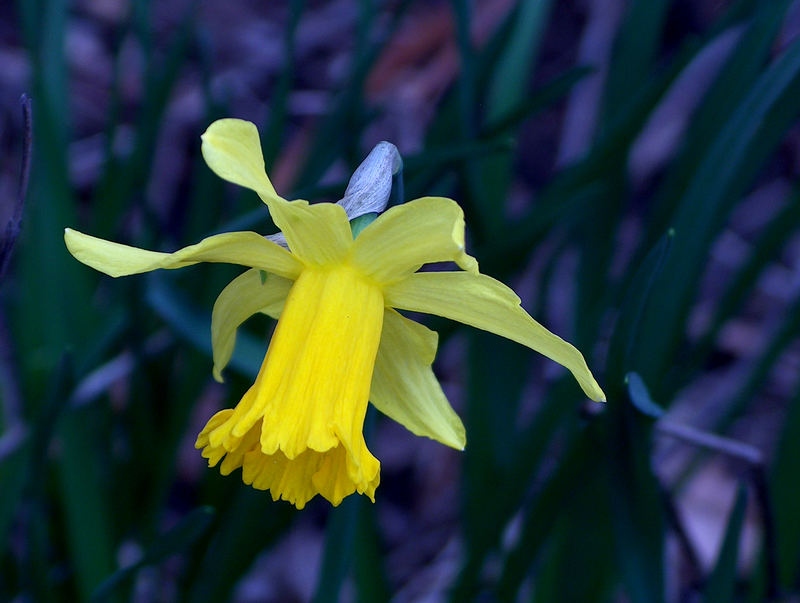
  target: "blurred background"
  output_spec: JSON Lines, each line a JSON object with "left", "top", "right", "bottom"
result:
{"left": 1, "top": 0, "right": 800, "bottom": 600}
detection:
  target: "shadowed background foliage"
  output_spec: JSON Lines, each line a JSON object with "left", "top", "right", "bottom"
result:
{"left": 2, "top": 0, "right": 800, "bottom": 600}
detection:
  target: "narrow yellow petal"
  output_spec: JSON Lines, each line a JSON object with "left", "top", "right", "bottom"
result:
{"left": 211, "top": 269, "right": 293, "bottom": 382}
{"left": 371, "top": 309, "right": 466, "bottom": 449}
{"left": 267, "top": 200, "right": 353, "bottom": 267}
{"left": 351, "top": 196, "right": 478, "bottom": 285}
{"left": 384, "top": 272, "right": 606, "bottom": 402}
{"left": 64, "top": 228, "right": 302, "bottom": 280}
{"left": 200, "top": 120, "right": 352, "bottom": 267}
{"left": 200, "top": 118, "right": 283, "bottom": 203}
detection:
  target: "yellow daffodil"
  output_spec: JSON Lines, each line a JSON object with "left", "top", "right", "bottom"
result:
{"left": 64, "top": 119, "right": 605, "bottom": 510}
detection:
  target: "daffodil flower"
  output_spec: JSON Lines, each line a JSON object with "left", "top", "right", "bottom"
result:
{"left": 64, "top": 119, "right": 605, "bottom": 510}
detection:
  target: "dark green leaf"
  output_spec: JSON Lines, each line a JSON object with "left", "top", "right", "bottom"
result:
{"left": 57, "top": 406, "right": 117, "bottom": 600}
{"left": 458, "top": 334, "right": 531, "bottom": 595}
{"left": 770, "top": 369, "right": 800, "bottom": 589}
{"left": 601, "top": 0, "right": 671, "bottom": 127}
{"left": 352, "top": 503, "right": 391, "bottom": 602}
{"left": 468, "top": 0, "right": 554, "bottom": 236}
{"left": 0, "top": 434, "right": 28, "bottom": 551}
{"left": 532, "top": 473, "right": 615, "bottom": 602}
{"left": 485, "top": 0, "right": 552, "bottom": 125}
{"left": 188, "top": 488, "right": 294, "bottom": 602}
{"left": 607, "top": 408, "right": 665, "bottom": 602}
{"left": 606, "top": 230, "right": 674, "bottom": 396}
{"left": 91, "top": 507, "right": 216, "bottom": 601}
{"left": 496, "top": 429, "right": 597, "bottom": 598}
{"left": 704, "top": 485, "right": 747, "bottom": 602}
{"left": 312, "top": 497, "right": 362, "bottom": 603}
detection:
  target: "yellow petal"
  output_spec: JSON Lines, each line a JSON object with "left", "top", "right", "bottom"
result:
{"left": 200, "top": 118, "right": 282, "bottom": 203}
{"left": 351, "top": 196, "right": 478, "bottom": 285}
{"left": 200, "top": 119, "right": 352, "bottom": 267}
{"left": 371, "top": 309, "right": 466, "bottom": 449}
{"left": 384, "top": 272, "right": 606, "bottom": 402}
{"left": 211, "top": 269, "right": 293, "bottom": 382}
{"left": 267, "top": 200, "right": 353, "bottom": 267}
{"left": 64, "top": 228, "right": 302, "bottom": 280}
